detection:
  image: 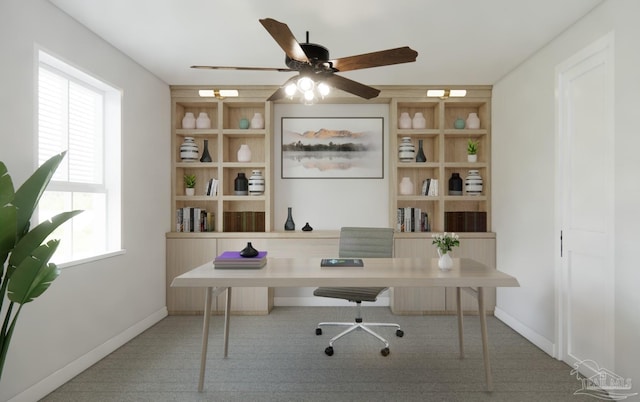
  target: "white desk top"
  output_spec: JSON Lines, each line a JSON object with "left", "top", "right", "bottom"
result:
{"left": 171, "top": 257, "right": 520, "bottom": 289}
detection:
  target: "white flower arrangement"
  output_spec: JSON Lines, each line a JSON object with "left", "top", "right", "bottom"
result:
{"left": 431, "top": 232, "right": 460, "bottom": 253}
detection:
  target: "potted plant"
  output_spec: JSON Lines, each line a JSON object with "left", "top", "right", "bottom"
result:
{"left": 431, "top": 232, "right": 460, "bottom": 271}
{"left": 184, "top": 174, "right": 196, "bottom": 196}
{"left": 467, "top": 139, "right": 479, "bottom": 162}
{"left": 0, "top": 152, "right": 82, "bottom": 382}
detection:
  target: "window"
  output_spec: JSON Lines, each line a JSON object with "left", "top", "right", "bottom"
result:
{"left": 37, "top": 50, "right": 122, "bottom": 265}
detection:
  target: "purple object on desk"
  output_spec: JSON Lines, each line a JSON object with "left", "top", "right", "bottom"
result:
{"left": 216, "top": 251, "right": 267, "bottom": 260}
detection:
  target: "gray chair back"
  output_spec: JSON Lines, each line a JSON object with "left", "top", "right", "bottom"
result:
{"left": 338, "top": 227, "right": 394, "bottom": 258}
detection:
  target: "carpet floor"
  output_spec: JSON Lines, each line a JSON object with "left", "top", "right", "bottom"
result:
{"left": 41, "top": 306, "right": 596, "bottom": 401}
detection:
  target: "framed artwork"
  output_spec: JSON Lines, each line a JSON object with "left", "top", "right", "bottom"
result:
{"left": 281, "top": 117, "right": 384, "bottom": 178}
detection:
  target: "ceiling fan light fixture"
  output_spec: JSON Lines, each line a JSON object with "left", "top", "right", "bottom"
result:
{"left": 317, "top": 82, "right": 330, "bottom": 98}
{"left": 297, "top": 76, "right": 315, "bottom": 92}
{"left": 285, "top": 83, "right": 297, "bottom": 97}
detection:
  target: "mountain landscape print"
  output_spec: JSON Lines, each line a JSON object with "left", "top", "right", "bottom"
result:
{"left": 281, "top": 117, "right": 383, "bottom": 178}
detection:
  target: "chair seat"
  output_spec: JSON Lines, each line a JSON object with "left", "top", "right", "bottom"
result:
{"left": 313, "top": 287, "right": 386, "bottom": 302}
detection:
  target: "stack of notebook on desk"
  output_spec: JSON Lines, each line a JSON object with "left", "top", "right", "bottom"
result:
{"left": 213, "top": 251, "right": 268, "bottom": 269}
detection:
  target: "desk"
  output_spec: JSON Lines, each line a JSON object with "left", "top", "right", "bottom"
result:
{"left": 171, "top": 257, "right": 519, "bottom": 392}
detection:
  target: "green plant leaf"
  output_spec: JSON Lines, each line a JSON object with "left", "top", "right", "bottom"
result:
{"left": 8, "top": 210, "right": 82, "bottom": 270}
{"left": 12, "top": 152, "right": 66, "bottom": 239}
{"left": 0, "top": 206, "right": 16, "bottom": 270}
{"left": 8, "top": 240, "right": 60, "bottom": 305}
{"left": 0, "top": 162, "right": 15, "bottom": 207}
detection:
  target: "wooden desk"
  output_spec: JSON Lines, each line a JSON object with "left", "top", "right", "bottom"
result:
{"left": 171, "top": 257, "right": 519, "bottom": 392}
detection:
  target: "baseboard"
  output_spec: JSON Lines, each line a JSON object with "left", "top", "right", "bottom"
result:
{"left": 494, "top": 306, "right": 556, "bottom": 357}
{"left": 274, "top": 296, "right": 390, "bottom": 307}
{"left": 9, "top": 307, "right": 168, "bottom": 402}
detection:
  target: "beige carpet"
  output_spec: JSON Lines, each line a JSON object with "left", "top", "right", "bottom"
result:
{"left": 41, "top": 306, "right": 596, "bottom": 401}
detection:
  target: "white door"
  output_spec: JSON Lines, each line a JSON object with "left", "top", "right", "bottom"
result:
{"left": 555, "top": 33, "right": 615, "bottom": 375}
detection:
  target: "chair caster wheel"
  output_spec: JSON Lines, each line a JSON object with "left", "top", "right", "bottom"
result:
{"left": 316, "top": 328, "right": 322, "bottom": 335}
{"left": 325, "top": 346, "right": 334, "bottom": 356}
{"left": 396, "top": 329, "right": 404, "bottom": 337}
{"left": 381, "top": 347, "right": 390, "bottom": 356}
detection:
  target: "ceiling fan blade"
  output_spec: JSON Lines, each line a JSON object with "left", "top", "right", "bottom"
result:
{"left": 259, "top": 18, "right": 309, "bottom": 63}
{"left": 323, "top": 74, "right": 380, "bottom": 99}
{"left": 191, "top": 65, "right": 294, "bottom": 72}
{"left": 331, "top": 46, "right": 418, "bottom": 72}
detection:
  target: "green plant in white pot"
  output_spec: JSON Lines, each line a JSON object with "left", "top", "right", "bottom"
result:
{"left": 184, "top": 174, "right": 196, "bottom": 196}
{"left": 467, "top": 139, "right": 479, "bottom": 162}
{"left": 0, "top": 151, "right": 82, "bottom": 382}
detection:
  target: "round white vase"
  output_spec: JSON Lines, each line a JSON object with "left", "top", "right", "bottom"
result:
{"left": 248, "top": 170, "right": 265, "bottom": 195}
{"left": 399, "top": 177, "right": 414, "bottom": 195}
{"left": 466, "top": 112, "right": 480, "bottom": 129}
{"left": 465, "top": 169, "right": 483, "bottom": 195}
{"left": 182, "top": 112, "right": 196, "bottom": 129}
{"left": 398, "top": 112, "right": 412, "bottom": 129}
{"left": 196, "top": 112, "right": 211, "bottom": 129}
{"left": 250, "top": 112, "right": 264, "bottom": 129}
{"left": 437, "top": 249, "right": 453, "bottom": 271}
{"left": 180, "top": 137, "right": 199, "bottom": 162}
{"left": 412, "top": 112, "right": 426, "bottom": 129}
{"left": 237, "top": 144, "right": 251, "bottom": 162}
{"left": 398, "top": 137, "right": 415, "bottom": 162}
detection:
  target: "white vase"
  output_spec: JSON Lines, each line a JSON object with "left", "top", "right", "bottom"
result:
{"left": 398, "top": 137, "right": 415, "bottom": 162}
{"left": 196, "top": 112, "right": 211, "bottom": 129}
{"left": 437, "top": 249, "right": 453, "bottom": 271}
{"left": 465, "top": 169, "right": 483, "bottom": 195}
{"left": 182, "top": 112, "right": 196, "bottom": 129}
{"left": 179, "top": 137, "right": 199, "bottom": 162}
{"left": 399, "top": 177, "right": 414, "bottom": 195}
{"left": 250, "top": 112, "right": 264, "bottom": 129}
{"left": 248, "top": 170, "right": 265, "bottom": 195}
{"left": 412, "top": 112, "right": 426, "bottom": 129}
{"left": 185, "top": 187, "right": 195, "bottom": 196}
{"left": 466, "top": 112, "right": 480, "bottom": 129}
{"left": 467, "top": 154, "right": 478, "bottom": 163}
{"left": 237, "top": 144, "right": 251, "bottom": 162}
{"left": 398, "top": 112, "right": 412, "bottom": 129}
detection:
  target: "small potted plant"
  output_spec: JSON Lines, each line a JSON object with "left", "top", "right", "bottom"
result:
{"left": 467, "top": 139, "right": 479, "bottom": 162}
{"left": 184, "top": 174, "right": 196, "bottom": 196}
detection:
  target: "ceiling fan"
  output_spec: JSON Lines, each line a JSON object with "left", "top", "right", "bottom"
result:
{"left": 191, "top": 18, "right": 418, "bottom": 101}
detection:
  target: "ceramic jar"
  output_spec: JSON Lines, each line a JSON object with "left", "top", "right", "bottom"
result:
{"left": 182, "top": 112, "right": 196, "bottom": 129}
{"left": 234, "top": 172, "right": 248, "bottom": 195}
{"left": 448, "top": 172, "right": 463, "bottom": 195}
{"left": 415, "top": 139, "right": 427, "bottom": 162}
{"left": 398, "top": 137, "right": 415, "bottom": 162}
{"left": 399, "top": 177, "right": 414, "bottom": 195}
{"left": 239, "top": 118, "right": 250, "bottom": 129}
{"left": 412, "top": 112, "right": 426, "bottom": 129}
{"left": 200, "top": 139, "right": 212, "bottom": 162}
{"left": 465, "top": 170, "right": 483, "bottom": 195}
{"left": 454, "top": 118, "right": 466, "bottom": 129}
{"left": 237, "top": 144, "right": 251, "bottom": 162}
{"left": 196, "top": 112, "right": 211, "bottom": 129}
{"left": 250, "top": 112, "right": 264, "bottom": 129}
{"left": 466, "top": 112, "right": 480, "bottom": 129}
{"left": 248, "top": 170, "right": 265, "bottom": 195}
{"left": 180, "top": 137, "right": 199, "bottom": 162}
{"left": 398, "top": 112, "right": 412, "bottom": 129}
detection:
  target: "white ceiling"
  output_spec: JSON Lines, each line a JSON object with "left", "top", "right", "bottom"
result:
{"left": 49, "top": 0, "right": 603, "bottom": 87}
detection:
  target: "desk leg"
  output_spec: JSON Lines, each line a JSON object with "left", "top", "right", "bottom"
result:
{"left": 223, "top": 287, "right": 232, "bottom": 358}
{"left": 198, "top": 287, "right": 213, "bottom": 392}
{"left": 456, "top": 287, "right": 464, "bottom": 359}
{"left": 478, "top": 287, "right": 493, "bottom": 392}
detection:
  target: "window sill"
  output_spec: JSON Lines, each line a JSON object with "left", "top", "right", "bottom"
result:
{"left": 57, "top": 249, "right": 127, "bottom": 269}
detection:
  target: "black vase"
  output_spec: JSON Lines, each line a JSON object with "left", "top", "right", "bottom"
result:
{"left": 240, "top": 242, "right": 259, "bottom": 258}
{"left": 284, "top": 207, "right": 295, "bottom": 231}
{"left": 234, "top": 173, "right": 248, "bottom": 195}
{"left": 200, "top": 139, "right": 212, "bottom": 162}
{"left": 415, "top": 139, "right": 427, "bottom": 162}
{"left": 302, "top": 222, "right": 313, "bottom": 231}
{"left": 448, "top": 173, "right": 463, "bottom": 195}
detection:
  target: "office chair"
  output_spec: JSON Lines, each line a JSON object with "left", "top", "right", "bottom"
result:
{"left": 314, "top": 227, "right": 404, "bottom": 356}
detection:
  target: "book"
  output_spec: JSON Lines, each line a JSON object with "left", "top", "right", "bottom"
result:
{"left": 214, "top": 251, "right": 268, "bottom": 269}
{"left": 320, "top": 258, "right": 364, "bottom": 267}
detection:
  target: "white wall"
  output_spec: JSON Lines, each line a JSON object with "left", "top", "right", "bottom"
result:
{"left": 273, "top": 103, "right": 390, "bottom": 230}
{"left": 493, "top": 0, "right": 640, "bottom": 385}
{"left": 0, "top": 1, "right": 170, "bottom": 400}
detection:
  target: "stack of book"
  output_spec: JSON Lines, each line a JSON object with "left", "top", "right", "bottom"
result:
{"left": 396, "top": 207, "right": 430, "bottom": 232}
{"left": 176, "top": 207, "right": 214, "bottom": 232}
{"left": 205, "top": 178, "right": 218, "bottom": 196}
{"left": 421, "top": 178, "right": 438, "bottom": 196}
{"left": 213, "top": 251, "right": 268, "bottom": 269}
